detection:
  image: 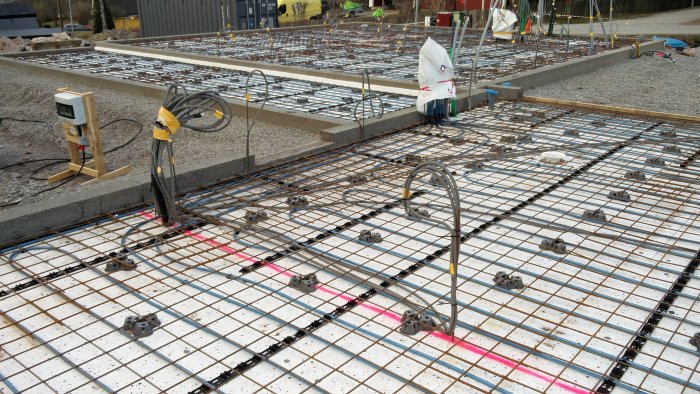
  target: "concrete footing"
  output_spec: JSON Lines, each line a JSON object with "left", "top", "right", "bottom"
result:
{"left": 0, "top": 153, "right": 252, "bottom": 246}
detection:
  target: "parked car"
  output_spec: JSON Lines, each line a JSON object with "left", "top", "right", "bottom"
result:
{"left": 340, "top": 4, "right": 363, "bottom": 17}
{"left": 63, "top": 23, "right": 91, "bottom": 33}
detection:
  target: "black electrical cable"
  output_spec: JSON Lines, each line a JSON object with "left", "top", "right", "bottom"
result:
{"left": 0, "top": 118, "right": 144, "bottom": 175}
{"left": 0, "top": 116, "right": 53, "bottom": 134}
{"left": 0, "top": 118, "right": 143, "bottom": 208}
{"left": 151, "top": 84, "right": 232, "bottom": 225}
{"left": 638, "top": 50, "right": 676, "bottom": 63}
{"left": 1, "top": 148, "right": 88, "bottom": 208}
{"left": 0, "top": 158, "right": 65, "bottom": 173}
{"left": 29, "top": 161, "right": 69, "bottom": 181}
{"left": 31, "top": 149, "right": 87, "bottom": 198}
{"left": 27, "top": 118, "right": 144, "bottom": 181}
{"left": 0, "top": 117, "right": 62, "bottom": 173}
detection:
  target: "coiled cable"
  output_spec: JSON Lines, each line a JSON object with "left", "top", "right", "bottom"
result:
{"left": 151, "top": 84, "right": 232, "bottom": 225}
{"left": 402, "top": 161, "right": 461, "bottom": 335}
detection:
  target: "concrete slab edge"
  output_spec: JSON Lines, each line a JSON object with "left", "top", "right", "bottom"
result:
{"left": 0, "top": 153, "right": 251, "bottom": 247}
{"left": 96, "top": 41, "right": 419, "bottom": 92}
{"left": 484, "top": 39, "right": 666, "bottom": 90}
{"left": 321, "top": 107, "right": 423, "bottom": 144}
{"left": 320, "top": 89, "right": 492, "bottom": 145}
{"left": 256, "top": 140, "right": 335, "bottom": 169}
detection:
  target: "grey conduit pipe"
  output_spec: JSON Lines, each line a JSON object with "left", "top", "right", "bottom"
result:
{"left": 402, "top": 161, "right": 461, "bottom": 335}
{"left": 467, "top": 0, "right": 499, "bottom": 110}
{"left": 244, "top": 69, "right": 269, "bottom": 174}
{"left": 353, "top": 69, "right": 384, "bottom": 140}
{"left": 454, "top": 16, "right": 469, "bottom": 67}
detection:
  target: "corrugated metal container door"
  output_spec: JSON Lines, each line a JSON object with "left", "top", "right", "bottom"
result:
{"left": 138, "top": 0, "right": 276, "bottom": 36}
{"left": 137, "top": 0, "right": 224, "bottom": 37}
{"left": 233, "top": 0, "right": 277, "bottom": 30}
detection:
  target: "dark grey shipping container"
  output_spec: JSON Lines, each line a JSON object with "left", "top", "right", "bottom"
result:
{"left": 233, "top": 0, "right": 277, "bottom": 30}
{"left": 137, "top": 0, "right": 277, "bottom": 37}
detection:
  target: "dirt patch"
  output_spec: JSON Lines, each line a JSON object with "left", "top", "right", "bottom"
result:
{"left": 529, "top": 53, "right": 700, "bottom": 117}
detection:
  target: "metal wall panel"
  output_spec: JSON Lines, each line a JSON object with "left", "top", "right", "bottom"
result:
{"left": 225, "top": 0, "right": 277, "bottom": 31}
{"left": 138, "top": 0, "right": 277, "bottom": 37}
{"left": 137, "top": 0, "right": 224, "bottom": 37}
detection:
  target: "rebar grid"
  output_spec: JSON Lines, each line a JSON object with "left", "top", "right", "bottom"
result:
{"left": 126, "top": 24, "right": 636, "bottom": 86}
{"left": 15, "top": 51, "right": 414, "bottom": 121}
{"left": 1, "top": 101, "right": 699, "bottom": 393}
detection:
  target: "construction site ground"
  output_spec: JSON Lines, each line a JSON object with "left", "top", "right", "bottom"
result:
{"left": 1, "top": 39, "right": 696, "bottom": 211}
{"left": 1, "top": 20, "right": 700, "bottom": 394}
{"left": 567, "top": 7, "right": 700, "bottom": 36}
{"left": 529, "top": 53, "right": 700, "bottom": 117}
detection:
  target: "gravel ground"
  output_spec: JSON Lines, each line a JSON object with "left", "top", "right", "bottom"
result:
{"left": 0, "top": 64, "right": 321, "bottom": 210}
{"left": 3, "top": 50, "right": 698, "bottom": 212}
{"left": 528, "top": 51, "right": 700, "bottom": 116}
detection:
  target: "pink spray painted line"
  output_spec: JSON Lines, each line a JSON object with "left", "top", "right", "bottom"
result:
{"left": 139, "top": 211, "right": 256, "bottom": 262}
{"left": 137, "top": 210, "right": 590, "bottom": 394}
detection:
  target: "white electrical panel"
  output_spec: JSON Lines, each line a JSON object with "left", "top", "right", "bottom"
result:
{"left": 55, "top": 92, "right": 87, "bottom": 125}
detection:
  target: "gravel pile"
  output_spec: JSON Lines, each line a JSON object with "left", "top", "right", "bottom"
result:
{"left": 0, "top": 64, "right": 321, "bottom": 210}
{"left": 89, "top": 29, "right": 140, "bottom": 42}
{"left": 528, "top": 51, "right": 700, "bottom": 116}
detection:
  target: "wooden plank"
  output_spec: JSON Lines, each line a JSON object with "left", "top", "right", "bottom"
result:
{"left": 520, "top": 96, "right": 700, "bottom": 123}
{"left": 82, "top": 166, "right": 131, "bottom": 185}
{"left": 67, "top": 163, "right": 99, "bottom": 177}
{"left": 62, "top": 124, "right": 80, "bottom": 165}
{"left": 50, "top": 88, "right": 130, "bottom": 185}
{"left": 47, "top": 169, "right": 74, "bottom": 184}
{"left": 30, "top": 39, "right": 83, "bottom": 51}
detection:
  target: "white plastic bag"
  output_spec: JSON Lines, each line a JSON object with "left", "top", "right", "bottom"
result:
{"left": 492, "top": 9, "right": 517, "bottom": 40}
{"left": 416, "top": 38, "right": 456, "bottom": 115}
{"left": 538, "top": 151, "right": 572, "bottom": 164}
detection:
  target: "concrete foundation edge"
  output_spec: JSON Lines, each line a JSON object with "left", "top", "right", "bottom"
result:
{"left": 486, "top": 39, "right": 666, "bottom": 89}
{"left": 0, "top": 154, "right": 253, "bottom": 247}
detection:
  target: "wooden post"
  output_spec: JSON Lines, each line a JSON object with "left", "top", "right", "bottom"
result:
{"left": 48, "top": 89, "right": 130, "bottom": 184}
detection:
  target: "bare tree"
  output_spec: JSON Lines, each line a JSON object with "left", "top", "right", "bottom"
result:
{"left": 56, "top": 0, "right": 65, "bottom": 26}
{"left": 429, "top": 0, "right": 447, "bottom": 12}
{"left": 98, "top": 0, "right": 107, "bottom": 30}
{"left": 394, "top": 0, "right": 416, "bottom": 22}
{"left": 72, "top": 1, "right": 92, "bottom": 23}
{"left": 32, "top": 1, "right": 51, "bottom": 24}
